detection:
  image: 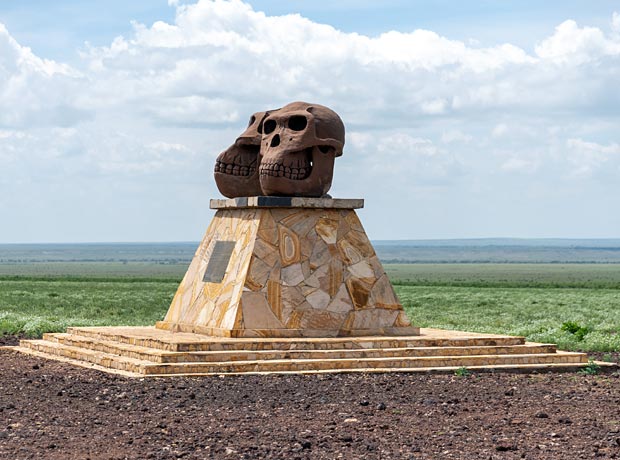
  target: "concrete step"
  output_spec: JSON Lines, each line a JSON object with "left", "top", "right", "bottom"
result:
{"left": 44, "top": 332, "right": 557, "bottom": 363}
{"left": 19, "top": 338, "right": 588, "bottom": 376}
{"left": 64, "top": 326, "right": 525, "bottom": 352}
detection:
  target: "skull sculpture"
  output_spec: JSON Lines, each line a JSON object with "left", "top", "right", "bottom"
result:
{"left": 259, "top": 101, "right": 345, "bottom": 197}
{"left": 214, "top": 110, "right": 275, "bottom": 198}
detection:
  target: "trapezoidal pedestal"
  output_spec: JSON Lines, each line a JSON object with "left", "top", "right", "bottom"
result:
{"left": 156, "top": 197, "right": 419, "bottom": 338}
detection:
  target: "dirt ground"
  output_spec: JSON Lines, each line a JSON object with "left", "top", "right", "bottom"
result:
{"left": 1, "top": 343, "right": 619, "bottom": 460}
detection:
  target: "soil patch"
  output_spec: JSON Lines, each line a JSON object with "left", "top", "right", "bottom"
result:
{"left": 1, "top": 347, "right": 619, "bottom": 460}
{"left": 0, "top": 334, "right": 24, "bottom": 346}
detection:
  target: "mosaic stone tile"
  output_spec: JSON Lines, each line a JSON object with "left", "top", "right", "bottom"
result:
{"left": 309, "top": 240, "right": 330, "bottom": 270}
{"left": 278, "top": 225, "right": 301, "bottom": 266}
{"left": 347, "top": 260, "right": 375, "bottom": 280}
{"left": 241, "top": 292, "right": 284, "bottom": 330}
{"left": 246, "top": 257, "right": 271, "bottom": 291}
{"left": 370, "top": 275, "right": 401, "bottom": 310}
{"left": 281, "top": 263, "right": 305, "bottom": 286}
{"left": 306, "top": 289, "right": 331, "bottom": 310}
{"left": 156, "top": 202, "right": 417, "bottom": 337}
{"left": 345, "top": 278, "right": 372, "bottom": 310}
{"left": 281, "top": 285, "right": 306, "bottom": 308}
{"left": 315, "top": 217, "right": 339, "bottom": 244}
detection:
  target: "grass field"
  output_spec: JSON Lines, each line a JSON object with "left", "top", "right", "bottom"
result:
{"left": 0, "top": 261, "right": 619, "bottom": 352}
{"left": 386, "top": 263, "right": 620, "bottom": 288}
{"left": 0, "top": 262, "right": 187, "bottom": 280}
{"left": 0, "top": 279, "right": 176, "bottom": 337}
{"left": 399, "top": 286, "right": 620, "bottom": 352}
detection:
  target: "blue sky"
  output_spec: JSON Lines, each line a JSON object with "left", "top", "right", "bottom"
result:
{"left": 4, "top": 1, "right": 618, "bottom": 57}
{"left": 1, "top": 1, "right": 619, "bottom": 242}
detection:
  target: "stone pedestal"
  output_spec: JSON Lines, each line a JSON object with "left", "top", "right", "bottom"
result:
{"left": 156, "top": 197, "right": 418, "bottom": 338}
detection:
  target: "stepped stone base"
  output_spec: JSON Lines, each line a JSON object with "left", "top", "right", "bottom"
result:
{"left": 15, "top": 326, "right": 608, "bottom": 377}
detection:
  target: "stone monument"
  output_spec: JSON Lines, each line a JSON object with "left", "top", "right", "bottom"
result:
{"left": 158, "top": 101, "right": 418, "bottom": 337}
{"left": 16, "top": 102, "right": 597, "bottom": 376}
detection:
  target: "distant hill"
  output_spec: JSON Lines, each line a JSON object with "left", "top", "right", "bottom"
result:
{"left": 372, "top": 239, "right": 620, "bottom": 263}
{"left": 1, "top": 239, "right": 620, "bottom": 264}
{"left": 373, "top": 238, "right": 620, "bottom": 248}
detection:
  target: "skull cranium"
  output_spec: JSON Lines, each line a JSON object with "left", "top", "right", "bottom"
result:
{"left": 214, "top": 110, "right": 274, "bottom": 198}
{"left": 259, "top": 101, "right": 345, "bottom": 197}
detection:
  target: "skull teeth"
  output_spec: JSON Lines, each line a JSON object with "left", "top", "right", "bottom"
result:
{"left": 260, "top": 161, "right": 311, "bottom": 180}
{"left": 214, "top": 160, "right": 256, "bottom": 177}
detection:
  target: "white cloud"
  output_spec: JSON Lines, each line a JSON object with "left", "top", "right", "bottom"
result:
{"left": 441, "top": 130, "right": 473, "bottom": 144}
{"left": 613, "top": 12, "right": 620, "bottom": 33}
{"left": 421, "top": 98, "right": 448, "bottom": 114}
{"left": 492, "top": 123, "right": 508, "bottom": 138}
{"left": 565, "top": 138, "right": 620, "bottom": 178}
{"left": 1, "top": 1, "right": 620, "bottom": 241}
{"left": 535, "top": 19, "right": 620, "bottom": 64}
{"left": 500, "top": 157, "right": 539, "bottom": 174}
{"left": 0, "top": 24, "right": 84, "bottom": 129}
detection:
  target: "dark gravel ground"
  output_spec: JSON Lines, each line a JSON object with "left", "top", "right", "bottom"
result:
{"left": 1, "top": 344, "right": 619, "bottom": 460}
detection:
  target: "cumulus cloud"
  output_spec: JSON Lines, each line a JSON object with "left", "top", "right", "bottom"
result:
{"left": 0, "top": 24, "right": 83, "bottom": 128}
{"left": 1, "top": 1, "right": 620, "bottom": 241}
{"left": 535, "top": 19, "right": 620, "bottom": 64}
{"left": 565, "top": 138, "right": 620, "bottom": 178}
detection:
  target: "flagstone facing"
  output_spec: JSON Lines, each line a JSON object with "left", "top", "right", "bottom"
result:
{"left": 156, "top": 199, "right": 418, "bottom": 338}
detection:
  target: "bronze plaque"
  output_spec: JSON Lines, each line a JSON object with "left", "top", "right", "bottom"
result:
{"left": 202, "top": 241, "right": 236, "bottom": 283}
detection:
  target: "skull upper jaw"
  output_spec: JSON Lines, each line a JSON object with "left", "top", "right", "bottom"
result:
{"left": 214, "top": 142, "right": 263, "bottom": 198}
{"left": 259, "top": 146, "right": 335, "bottom": 197}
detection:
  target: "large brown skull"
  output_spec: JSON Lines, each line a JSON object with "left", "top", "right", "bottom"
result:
{"left": 259, "top": 101, "right": 345, "bottom": 197}
{"left": 214, "top": 111, "right": 274, "bottom": 198}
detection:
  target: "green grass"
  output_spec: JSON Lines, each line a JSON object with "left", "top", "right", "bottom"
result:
{"left": 397, "top": 285, "right": 620, "bottom": 352}
{"left": 0, "top": 262, "right": 619, "bottom": 352}
{"left": 0, "top": 279, "right": 175, "bottom": 337}
{"left": 0, "top": 262, "right": 187, "bottom": 280}
{"left": 386, "top": 263, "right": 620, "bottom": 288}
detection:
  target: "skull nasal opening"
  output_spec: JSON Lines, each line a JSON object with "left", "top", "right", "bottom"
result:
{"left": 270, "top": 134, "right": 280, "bottom": 147}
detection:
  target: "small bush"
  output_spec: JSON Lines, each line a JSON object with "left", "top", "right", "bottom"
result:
{"left": 561, "top": 321, "right": 591, "bottom": 341}
{"left": 454, "top": 366, "right": 471, "bottom": 377}
{"left": 579, "top": 359, "right": 600, "bottom": 375}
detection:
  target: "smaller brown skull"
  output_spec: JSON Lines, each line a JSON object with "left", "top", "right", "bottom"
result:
{"left": 214, "top": 110, "right": 275, "bottom": 198}
{"left": 259, "top": 101, "right": 345, "bottom": 197}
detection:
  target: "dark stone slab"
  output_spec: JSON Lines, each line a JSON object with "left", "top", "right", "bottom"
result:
{"left": 202, "top": 241, "right": 236, "bottom": 283}
{"left": 210, "top": 197, "right": 364, "bottom": 209}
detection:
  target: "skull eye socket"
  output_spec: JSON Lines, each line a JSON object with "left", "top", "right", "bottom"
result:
{"left": 288, "top": 115, "right": 307, "bottom": 131}
{"left": 263, "top": 119, "right": 277, "bottom": 134}
{"left": 318, "top": 145, "right": 331, "bottom": 154}
{"left": 248, "top": 115, "right": 256, "bottom": 127}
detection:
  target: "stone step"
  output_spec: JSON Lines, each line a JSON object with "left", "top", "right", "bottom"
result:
{"left": 44, "top": 332, "right": 557, "bottom": 363}
{"left": 64, "top": 326, "right": 525, "bottom": 352}
{"left": 13, "top": 345, "right": 608, "bottom": 377}
{"left": 19, "top": 339, "right": 587, "bottom": 376}
{"left": 20, "top": 339, "right": 150, "bottom": 374}
{"left": 148, "top": 361, "right": 607, "bottom": 377}
{"left": 140, "top": 352, "right": 589, "bottom": 375}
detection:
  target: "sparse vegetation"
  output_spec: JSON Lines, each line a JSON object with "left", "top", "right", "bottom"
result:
{"left": 578, "top": 359, "right": 601, "bottom": 375}
{"left": 454, "top": 366, "right": 471, "bottom": 377}
{"left": 398, "top": 285, "right": 620, "bottom": 352}
{"left": 560, "top": 321, "right": 591, "bottom": 341}
{"left": 0, "top": 244, "right": 619, "bottom": 352}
